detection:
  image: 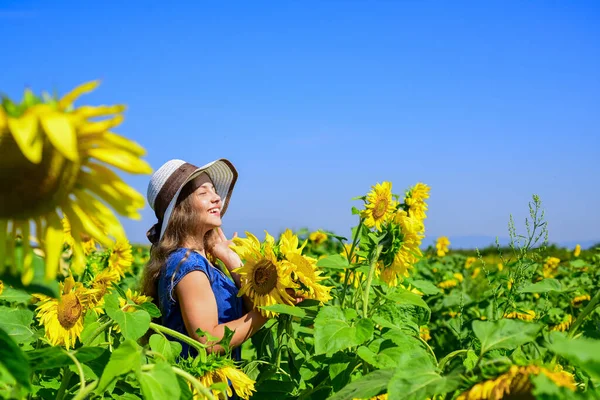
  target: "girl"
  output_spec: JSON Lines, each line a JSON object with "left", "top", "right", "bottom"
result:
{"left": 142, "top": 158, "right": 285, "bottom": 360}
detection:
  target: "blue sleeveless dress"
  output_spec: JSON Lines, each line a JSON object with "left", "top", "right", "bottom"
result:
{"left": 157, "top": 248, "right": 244, "bottom": 361}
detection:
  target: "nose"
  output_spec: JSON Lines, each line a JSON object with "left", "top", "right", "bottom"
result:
{"left": 212, "top": 191, "right": 221, "bottom": 204}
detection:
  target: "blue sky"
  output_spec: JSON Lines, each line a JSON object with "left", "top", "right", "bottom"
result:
{"left": 1, "top": 1, "right": 599, "bottom": 248}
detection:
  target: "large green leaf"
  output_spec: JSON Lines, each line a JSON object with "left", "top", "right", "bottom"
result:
{"left": 0, "top": 327, "right": 30, "bottom": 390}
{"left": 546, "top": 333, "right": 600, "bottom": 381}
{"left": 405, "top": 279, "right": 441, "bottom": 295}
{"left": 27, "top": 346, "right": 105, "bottom": 371}
{"left": 316, "top": 254, "right": 349, "bottom": 269}
{"left": 105, "top": 292, "right": 151, "bottom": 340}
{"left": 136, "top": 361, "right": 180, "bottom": 399}
{"left": 314, "top": 306, "right": 374, "bottom": 356}
{"left": 519, "top": 279, "right": 563, "bottom": 293}
{"left": 149, "top": 334, "right": 182, "bottom": 363}
{"left": 388, "top": 370, "right": 460, "bottom": 400}
{"left": 328, "top": 369, "right": 394, "bottom": 400}
{"left": 96, "top": 340, "right": 142, "bottom": 394}
{"left": 0, "top": 287, "right": 32, "bottom": 304}
{"left": 0, "top": 306, "right": 35, "bottom": 343}
{"left": 472, "top": 319, "right": 542, "bottom": 355}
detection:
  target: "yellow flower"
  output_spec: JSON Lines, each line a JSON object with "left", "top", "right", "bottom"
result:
{"left": 286, "top": 253, "right": 333, "bottom": 303}
{"left": 543, "top": 257, "right": 561, "bottom": 278}
{"left": 507, "top": 278, "right": 514, "bottom": 290}
{"left": 572, "top": 294, "right": 590, "bottom": 307}
{"left": 61, "top": 217, "right": 75, "bottom": 248}
{"left": 438, "top": 279, "right": 458, "bottom": 290}
{"left": 0, "top": 280, "right": 3, "bottom": 296}
{"left": 82, "top": 238, "right": 98, "bottom": 255}
{"left": 497, "top": 262, "right": 504, "bottom": 272}
{"left": 361, "top": 181, "right": 397, "bottom": 231}
{"left": 453, "top": 272, "right": 464, "bottom": 283}
{"left": 89, "top": 267, "right": 121, "bottom": 307}
{"left": 420, "top": 326, "right": 431, "bottom": 341}
{"left": 119, "top": 288, "right": 150, "bottom": 312}
{"left": 108, "top": 240, "right": 134, "bottom": 277}
{"left": 435, "top": 236, "right": 450, "bottom": 257}
{"left": 231, "top": 232, "right": 295, "bottom": 318}
{"left": 456, "top": 364, "right": 576, "bottom": 399}
{"left": 308, "top": 231, "right": 328, "bottom": 245}
{"left": 404, "top": 182, "right": 430, "bottom": 224}
{"left": 465, "top": 257, "right": 476, "bottom": 269}
{"left": 471, "top": 267, "right": 481, "bottom": 279}
{"left": 504, "top": 310, "right": 536, "bottom": 321}
{"left": 278, "top": 229, "right": 306, "bottom": 256}
{"left": 196, "top": 365, "right": 256, "bottom": 400}
{"left": 341, "top": 244, "right": 360, "bottom": 264}
{"left": 34, "top": 275, "right": 95, "bottom": 349}
{"left": 339, "top": 269, "right": 364, "bottom": 288}
{"left": 550, "top": 314, "right": 573, "bottom": 332}
{"left": 573, "top": 244, "right": 581, "bottom": 257}
{"left": 0, "top": 82, "right": 150, "bottom": 283}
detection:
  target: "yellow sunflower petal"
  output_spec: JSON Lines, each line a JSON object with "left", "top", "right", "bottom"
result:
{"left": 39, "top": 113, "right": 79, "bottom": 162}
{"left": 73, "top": 105, "right": 126, "bottom": 119}
{"left": 7, "top": 114, "right": 43, "bottom": 163}
{"left": 86, "top": 147, "right": 152, "bottom": 175}
{"left": 78, "top": 115, "right": 124, "bottom": 135}
{"left": 58, "top": 81, "right": 100, "bottom": 109}
{"left": 44, "top": 211, "right": 64, "bottom": 280}
{"left": 20, "top": 223, "right": 34, "bottom": 285}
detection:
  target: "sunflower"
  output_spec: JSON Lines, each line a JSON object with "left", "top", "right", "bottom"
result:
{"left": 119, "top": 288, "right": 150, "bottom": 311}
{"left": 0, "top": 280, "right": 3, "bottom": 296}
{"left": 438, "top": 279, "right": 458, "bottom": 290}
{"left": 278, "top": 229, "right": 306, "bottom": 256}
{"left": 196, "top": 365, "right": 256, "bottom": 400}
{"left": 435, "top": 236, "right": 450, "bottom": 257}
{"left": 471, "top": 267, "right": 481, "bottom": 279}
{"left": 573, "top": 244, "right": 581, "bottom": 257}
{"left": 572, "top": 294, "right": 590, "bottom": 307}
{"left": 465, "top": 256, "right": 477, "bottom": 269}
{"left": 550, "top": 314, "right": 573, "bottom": 332}
{"left": 543, "top": 257, "right": 561, "bottom": 278}
{"left": 504, "top": 310, "right": 536, "bottom": 321}
{"left": 231, "top": 232, "right": 295, "bottom": 318}
{"left": 34, "top": 275, "right": 95, "bottom": 349}
{"left": 88, "top": 267, "right": 121, "bottom": 313}
{"left": 0, "top": 81, "right": 150, "bottom": 283}
{"left": 404, "top": 182, "right": 430, "bottom": 223}
{"left": 456, "top": 364, "right": 575, "bottom": 399}
{"left": 108, "top": 239, "right": 134, "bottom": 277}
{"left": 286, "top": 253, "right": 332, "bottom": 303}
{"left": 308, "top": 231, "right": 328, "bottom": 245}
{"left": 419, "top": 326, "right": 431, "bottom": 341}
{"left": 361, "top": 181, "right": 397, "bottom": 231}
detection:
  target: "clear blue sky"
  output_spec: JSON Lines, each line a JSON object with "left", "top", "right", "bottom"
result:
{"left": 2, "top": 1, "right": 599, "bottom": 248}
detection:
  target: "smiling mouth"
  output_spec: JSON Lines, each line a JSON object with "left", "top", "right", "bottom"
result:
{"left": 208, "top": 208, "right": 221, "bottom": 216}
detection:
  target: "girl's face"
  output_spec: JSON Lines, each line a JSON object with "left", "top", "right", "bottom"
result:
{"left": 190, "top": 173, "right": 222, "bottom": 230}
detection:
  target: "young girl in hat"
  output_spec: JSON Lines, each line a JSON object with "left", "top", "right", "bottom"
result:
{"left": 142, "top": 159, "right": 293, "bottom": 361}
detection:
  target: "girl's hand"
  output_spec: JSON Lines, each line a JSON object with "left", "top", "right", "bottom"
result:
{"left": 286, "top": 288, "right": 305, "bottom": 305}
{"left": 208, "top": 228, "right": 241, "bottom": 271}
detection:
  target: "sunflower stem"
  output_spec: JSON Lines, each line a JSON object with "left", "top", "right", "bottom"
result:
{"left": 362, "top": 245, "right": 383, "bottom": 318}
{"left": 84, "top": 319, "right": 114, "bottom": 346}
{"left": 149, "top": 322, "right": 206, "bottom": 352}
{"left": 62, "top": 349, "right": 86, "bottom": 395}
{"left": 56, "top": 367, "right": 73, "bottom": 400}
{"left": 340, "top": 220, "right": 364, "bottom": 308}
{"left": 71, "top": 380, "right": 98, "bottom": 400}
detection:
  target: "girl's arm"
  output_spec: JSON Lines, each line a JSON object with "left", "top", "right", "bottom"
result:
{"left": 176, "top": 270, "right": 268, "bottom": 354}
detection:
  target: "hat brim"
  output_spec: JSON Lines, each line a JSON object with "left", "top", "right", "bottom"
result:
{"left": 158, "top": 159, "right": 238, "bottom": 241}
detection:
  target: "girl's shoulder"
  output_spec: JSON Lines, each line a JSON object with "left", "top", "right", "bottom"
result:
{"left": 165, "top": 248, "right": 211, "bottom": 278}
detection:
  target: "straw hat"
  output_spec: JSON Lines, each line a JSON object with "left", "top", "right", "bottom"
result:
{"left": 146, "top": 159, "right": 238, "bottom": 244}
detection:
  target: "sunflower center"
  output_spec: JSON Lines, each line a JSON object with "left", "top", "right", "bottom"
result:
{"left": 0, "top": 136, "right": 80, "bottom": 219}
{"left": 252, "top": 259, "right": 278, "bottom": 295}
{"left": 372, "top": 198, "right": 389, "bottom": 220}
{"left": 57, "top": 292, "right": 83, "bottom": 329}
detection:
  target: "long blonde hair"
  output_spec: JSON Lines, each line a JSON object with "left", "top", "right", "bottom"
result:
{"left": 141, "top": 180, "right": 216, "bottom": 308}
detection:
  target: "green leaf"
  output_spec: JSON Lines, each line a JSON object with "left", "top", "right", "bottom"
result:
{"left": 519, "top": 279, "right": 563, "bottom": 293}
{"left": 259, "top": 304, "right": 306, "bottom": 318}
{"left": 0, "top": 306, "right": 35, "bottom": 343}
{"left": 463, "top": 349, "right": 478, "bottom": 372}
{"left": 314, "top": 306, "right": 374, "bottom": 356}
{"left": 546, "top": 333, "right": 600, "bottom": 381}
{"left": 195, "top": 327, "right": 220, "bottom": 343}
{"left": 0, "top": 327, "right": 31, "bottom": 390}
{"left": 27, "top": 346, "right": 105, "bottom": 371}
{"left": 405, "top": 279, "right": 441, "bottom": 295}
{"left": 385, "top": 289, "right": 430, "bottom": 314}
{"left": 139, "top": 302, "right": 161, "bottom": 318}
{"left": 316, "top": 254, "right": 349, "bottom": 269}
{"left": 327, "top": 368, "right": 394, "bottom": 400}
{"left": 96, "top": 340, "right": 142, "bottom": 394}
{"left": 0, "top": 287, "right": 32, "bottom": 304}
{"left": 149, "top": 334, "right": 182, "bottom": 363}
{"left": 473, "top": 319, "right": 542, "bottom": 355}
{"left": 105, "top": 292, "right": 150, "bottom": 340}
{"left": 388, "top": 369, "right": 460, "bottom": 400}
{"left": 136, "top": 361, "right": 180, "bottom": 399}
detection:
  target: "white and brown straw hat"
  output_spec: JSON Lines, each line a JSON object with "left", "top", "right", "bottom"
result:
{"left": 146, "top": 159, "right": 238, "bottom": 244}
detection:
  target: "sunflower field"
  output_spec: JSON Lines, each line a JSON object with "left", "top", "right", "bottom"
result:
{"left": 1, "top": 83, "right": 599, "bottom": 400}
